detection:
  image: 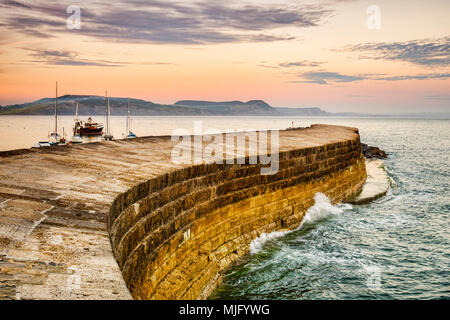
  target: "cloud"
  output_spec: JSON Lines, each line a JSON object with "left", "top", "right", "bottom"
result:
{"left": 257, "top": 64, "right": 280, "bottom": 69}
{"left": 291, "top": 70, "right": 450, "bottom": 85}
{"left": 279, "top": 60, "right": 324, "bottom": 68}
{"left": 139, "top": 61, "right": 177, "bottom": 66}
{"left": 20, "top": 48, "right": 176, "bottom": 67}
{"left": 21, "top": 48, "right": 126, "bottom": 67}
{"left": 26, "top": 49, "right": 75, "bottom": 58}
{"left": 374, "top": 73, "right": 450, "bottom": 81}
{"left": 199, "top": 3, "right": 330, "bottom": 30}
{"left": 0, "top": 0, "right": 31, "bottom": 9}
{"left": 344, "top": 37, "right": 450, "bottom": 67}
{"left": 48, "top": 60, "right": 122, "bottom": 67}
{"left": 258, "top": 60, "right": 325, "bottom": 69}
{"left": 0, "top": 0, "right": 333, "bottom": 45}
{"left": 294, "top": 71, "right": 367, "bottom": 84}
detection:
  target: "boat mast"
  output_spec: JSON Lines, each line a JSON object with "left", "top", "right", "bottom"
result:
{"left": 126, "top": 99, "right": 129, "bottom": 135}
{"left": 104, "top": 90, "right": 113, "bottom": 140}
{"left": 106, "top": 90, "right": 110, "bottom": 136}
{"left": 54, "top": 81, "right": 58, "bottom": 136}
{"left": 73, "top": 101, "right": 79, "bottom": 137}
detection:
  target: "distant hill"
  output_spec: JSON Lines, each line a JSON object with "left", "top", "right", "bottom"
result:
{"left": 0, "top": 95, "right": 202, "bottom": 116}
{"left": 174, "top": 100, "right": 277, "bottom": 115}
{"left": 0, "top": 95, "right": 331, "bottom": 116}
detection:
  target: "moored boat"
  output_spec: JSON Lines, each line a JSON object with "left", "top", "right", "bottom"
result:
{"left": 34, "top": 82, "right": 65, "bottom": 147}
{"left": 125, "top": 99, "right": 137, "bottom": 139}
{"left": 33, "top": 141, "right": 51, "bottom": 148}
{"left": 78, "top": 117, "right": 104, "bottom": 136}
{"left": 70, "top": 102, "right": 83, "bottom": 144}
{"left": 104, "top": 91, "right": 113, "bottom": 141}
{"left": 70, "top": 134, "right": 83, "bottom": 144}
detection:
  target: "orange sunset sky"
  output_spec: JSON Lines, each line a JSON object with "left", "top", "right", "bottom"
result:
{"left": 0, "top": 0, "right": 449, "bottom": 113}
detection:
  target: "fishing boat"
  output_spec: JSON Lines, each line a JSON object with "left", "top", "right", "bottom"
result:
{"left": 125, "top": 99, "right": 137, "bottom": 139}
{"left": 78, "top": 117, "right": 104, "bottom": 137}
{"left": 72, "top": 100, "right": 104, "bottom": 138}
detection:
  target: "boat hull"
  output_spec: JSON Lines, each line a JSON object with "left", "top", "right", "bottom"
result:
{"left": 79, "top": 127, "right": 103, "bottom": 136}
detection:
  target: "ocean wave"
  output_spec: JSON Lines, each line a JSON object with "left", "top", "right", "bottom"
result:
{"left": 250, "top": 193, "right": 351, "bottom": 254}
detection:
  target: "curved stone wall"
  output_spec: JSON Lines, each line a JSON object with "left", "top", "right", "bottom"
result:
{"left": 108, "top": 135, "right": 367, "bottom": 300}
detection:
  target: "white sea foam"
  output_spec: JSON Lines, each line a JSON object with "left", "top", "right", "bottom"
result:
{"left": 250, "top": 230, "right": 288, "bottom": 254}
{"left": 250, "top": 193, "right": 351, "bottom": 254}
{"left": 301, "top": 193, "right": 349, "bottom": 225}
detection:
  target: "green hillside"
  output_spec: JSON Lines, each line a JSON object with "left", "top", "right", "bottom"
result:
{"left": 0, "top": 95, "right": 331, "bottom": 116}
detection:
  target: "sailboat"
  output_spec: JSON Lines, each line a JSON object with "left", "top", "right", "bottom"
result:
{"left": 49, "top": 82, "right": 63, "bottom": 145}
{"left": 125, "top": 99, "right": 137, "bottom": 139}
{"left": 33, "top": 82, "right": 63, "bottom": 148}
{"left": 104, "top": 91, "right": 113, "bottom": 141}
{"left": 71, "top": 102, "right": 83, "bottom": 144}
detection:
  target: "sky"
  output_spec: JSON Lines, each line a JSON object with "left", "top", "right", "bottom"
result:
{"left": 0, "top": 0, "right": 449, "bottom": 113}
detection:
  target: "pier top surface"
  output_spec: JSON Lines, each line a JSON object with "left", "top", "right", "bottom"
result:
{"left": 0, "top": 124, "right": 359, "bottom": 300}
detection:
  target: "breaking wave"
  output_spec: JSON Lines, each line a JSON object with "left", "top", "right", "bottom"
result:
{"left": 250, "top": 193, "right": 351, "bottom": 254}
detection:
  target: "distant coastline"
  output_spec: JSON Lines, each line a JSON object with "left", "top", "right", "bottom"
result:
{"left": 0, "top": 95, "right": 449, "bottom": 119}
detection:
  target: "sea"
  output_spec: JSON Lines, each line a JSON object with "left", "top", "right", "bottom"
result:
{"left": 0, "top": 115, "right": 448, "bottom": 299}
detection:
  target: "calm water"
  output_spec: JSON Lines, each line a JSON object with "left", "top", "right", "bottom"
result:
{"left": 0, "top": 116, "right": 449, "bottom": 299}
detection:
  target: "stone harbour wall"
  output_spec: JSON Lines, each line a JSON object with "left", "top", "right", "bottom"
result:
{"left": 109, "top": 136, "right": 366, "bottom": 300}
{"left": 0, "top": 124, "right": 366, "bottom": 300}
